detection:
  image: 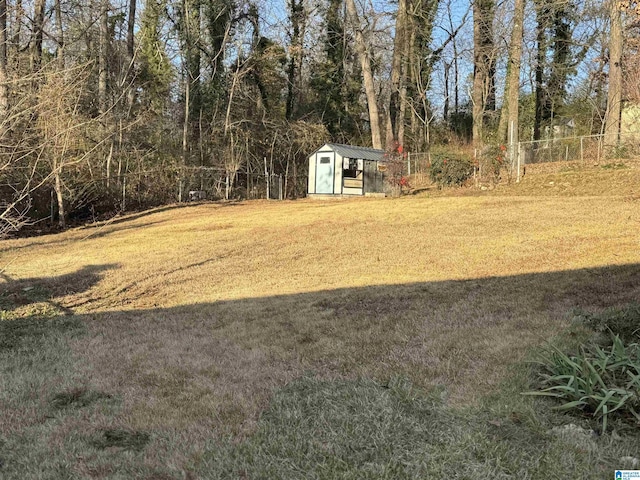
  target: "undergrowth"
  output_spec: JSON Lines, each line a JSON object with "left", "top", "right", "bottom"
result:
{"left": 428, "top": 151, "right": 474, "bottom": 187}
{"left": 527, "top": 304, "right": 640, "bottom": 432}
{"left": 526, "top": 335, "right": 640, "bottom": 432}
{"left": 574, "top": 304, "right": 640, "bottom": 344}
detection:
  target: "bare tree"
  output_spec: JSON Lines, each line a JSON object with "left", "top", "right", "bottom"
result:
{"left": 98, "top": 0, "right": 109, "bottom": 114}
{"left": 0, "top": 0, "right": 8, "bottom": 128}
{"left": 286, "top": 0, "right": 305, "bottom": 120}
{"left": 31, "top": 0, "right": 45, "bottom": 71}
{"left": 497, "top": 0, "right": 525, "bottom": 145}
{"left": 126, "top": 0, "right": 136, "bottom": 110}
{"left": 472, "top": 0, "right": 495, "bottom": 146}
{"left": 345, "top": 0, "right": 382, "bottom": 149}
{"left": 55, "top": 0, "right": 64, "bottom": 61}
{"left": 387, "top": 0, "right": 408, "bottom": 148}
{"left": 604, "top": 0, "right": 623, "bottom": 146}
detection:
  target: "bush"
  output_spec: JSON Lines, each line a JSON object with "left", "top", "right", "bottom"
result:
{"left": 525, "top": 334, "right": 640, "bottom": 432}
{"left": 480, "top": 144, "right": 508, "bottom": 184}
{"left": 428, "top": 152, "right": 474, "bottom": 187}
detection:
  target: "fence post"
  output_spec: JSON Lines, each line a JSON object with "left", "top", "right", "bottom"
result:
{"left": 122, "top": 175, "right": 126, "bottom": 211}
{"left": 50, "top": 189, "right": 55, "bottom": 224}
{"left": 516, "top": 143, "right": 521, "bottom": 183}
{"left": 407, "top": 152, "right": 411, "bottom": 175}
{"left": 509, "top": 120, "right": 515, "bottom": 180}
{"left": 264, "top": 157, "right": 269, "bottom": 200}
{"left": 279, "top": 174, "right": 283, "bottom": 200}
{"left": 580, "top": 137, "right": 584, "bottom": 163}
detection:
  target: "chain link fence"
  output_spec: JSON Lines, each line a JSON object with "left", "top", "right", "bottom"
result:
{"left": 179, "top": 169, "right": 308, "bottom": 202}
{"left": 41, "top": 166, "right": 308, "bottom": 226}
{"left": 518, "top": 132, "right": 640, "bottom": 167}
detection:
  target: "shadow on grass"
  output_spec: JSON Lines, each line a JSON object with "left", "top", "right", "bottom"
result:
{"left": 77, "top": 200, "right": 247, "bottom": 231}
{"left": 64, "top": 262, "right": 640, "bottom": 427}
{"left": 0, "top": 263, "right": 118, "bottom": 313}
{"left": 2, "top": 262, "right": 640, "bottom": 478}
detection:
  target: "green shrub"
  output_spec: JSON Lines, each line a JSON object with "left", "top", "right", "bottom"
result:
{"left": 575, "top": 304, "right": 640, "bottom": 345}
{"left": 525, "top": 334, "right": 640, "bottom": 432}
{"left": 428, "top": 152, "right": 474, "bottom": 187}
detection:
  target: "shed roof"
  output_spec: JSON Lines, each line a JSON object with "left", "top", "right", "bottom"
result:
{"left": 323, "top": 143, "right": 385, "bottom": 162}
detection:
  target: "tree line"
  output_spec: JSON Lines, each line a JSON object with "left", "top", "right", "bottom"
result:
{"left": 0, "top": 0, "right": 637, "bottom": 235}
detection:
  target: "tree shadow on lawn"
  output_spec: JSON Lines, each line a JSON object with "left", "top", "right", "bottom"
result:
{"left": 2, "top": 262, "right": 640, "bottom": 478}
{"left": 0, "top": 264, "right": 118, "bottom": 313}
{"left": 71, "top": 262, "right": 640, "bottom": 433}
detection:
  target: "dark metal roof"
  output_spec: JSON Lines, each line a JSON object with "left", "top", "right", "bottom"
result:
{"left": 323, "top": 143, "right": 386, "bottom": 162}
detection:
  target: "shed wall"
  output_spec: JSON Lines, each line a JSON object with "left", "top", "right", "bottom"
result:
{"left": 308, "top": 154, "right": 316, "bottom": 194}
{"left": 334, "top": 153, "right": 343, "bottom": 194}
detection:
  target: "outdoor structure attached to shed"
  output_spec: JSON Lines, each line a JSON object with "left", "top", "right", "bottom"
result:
{"left": 307, "top": 143, "right": 386, "bottom": 197}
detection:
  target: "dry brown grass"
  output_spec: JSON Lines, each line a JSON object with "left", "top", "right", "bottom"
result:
{"left": 2, "top": 166, "right": 640, "bottom": 476}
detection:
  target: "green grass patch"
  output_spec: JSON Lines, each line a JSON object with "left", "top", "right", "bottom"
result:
{"left": 50, "top": 387, "right": 112, "bottom": 411}
{"left": 197, "top": 375, "right": 639, "bottom": 479}
{"left": 91, "top": 429, "right": 150, "bottom": 452}
{"left": 0, "top": 315, "right": 84, "bottom": 351}
{"left": 575, "top": 304, "right": 640, "bottom": 344}
{"left": 601, "top": 162, "right": 628, "bottom": 170}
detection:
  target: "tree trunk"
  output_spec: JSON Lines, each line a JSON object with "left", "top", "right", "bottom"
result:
{"left": 398, "top": 14, "right": 411, "bottom": 149}
{"left": 497, "top": 0, "right": 524, "bottom": 144}
{"left": 55, "top": 0, "right": 64, "bottom": 63}
{"left": 31, "top": 0, "right": 45, "bottom": 71}
{"left": 182, "top": 0, "right": 201, "bottom": 119}
{"left": 533, "top": 8, "right": 546, "bottom": 142}
{"left": 387, "top": 0, "right": 408, "bottom": 148}
{"left": 472, "top": 1, "right": 484, "bottom": 146}
{"left": 604, "top": 0, "right": 623, "bottom": 147}
{"left": 0, "top": 0, "right": 8, "bottom": 129}
{"left": 99, "top": 0, "right": 109, "bottom": 114}
{"left": 472, "top": 0, "right": 494, "bottom": 147}
{"left": 126, "top": 0, "right": 136, "bottom": 110}
{"left": 54, "top": 162, "right": 65, "bottom": 228}
{"left": 345, "top": 0, "right": 382, "bottom": 149}
{"left": 11, "top": 0, "right": 21, "bottom": 49}
{"left": 443, "top": 61, "right": 450, "bottom": 122}
{"left": 286, "top": 0, "right": 304, "bottom": 120}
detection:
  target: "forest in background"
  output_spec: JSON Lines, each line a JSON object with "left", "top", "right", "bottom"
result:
{"left": 0, "top": 0, "right": 638, "bottom": 235}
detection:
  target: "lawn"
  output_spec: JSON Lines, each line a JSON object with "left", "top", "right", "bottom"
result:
{"left": 1, "top": 164, "right": 640, "bottom": 478}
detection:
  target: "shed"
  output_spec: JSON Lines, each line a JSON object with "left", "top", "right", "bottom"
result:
{"left": 307, "top": 143, "right": 386, "bottom": 197}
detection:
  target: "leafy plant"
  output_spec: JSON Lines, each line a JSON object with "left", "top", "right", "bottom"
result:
{"left": 428, "top": 152, "right": 474, "bottom": 187}
{"left": 525, "top": 335, "right": 640, "bottom": 432}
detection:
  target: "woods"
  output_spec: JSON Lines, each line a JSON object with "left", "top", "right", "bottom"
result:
{"left": 0, "top": 0, "right": 638, "bottom": 235}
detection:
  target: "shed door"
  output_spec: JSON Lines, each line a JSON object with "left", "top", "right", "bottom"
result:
{"left": 315, "top": 155, "right": 334, "bottom": 194}
{"left": 364, "top": 161, "right": 383, "bottom": 193}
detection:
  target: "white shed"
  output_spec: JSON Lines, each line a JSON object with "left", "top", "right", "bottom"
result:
{"left": 307, "top": 143, "right": 387, "bottom": 197}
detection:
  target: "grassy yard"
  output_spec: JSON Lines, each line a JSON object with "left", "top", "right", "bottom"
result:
{"left": 1, "top": 164, "right": 640, "bottom": 478}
